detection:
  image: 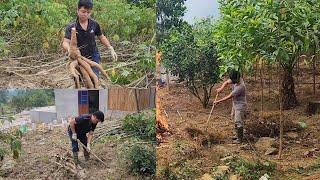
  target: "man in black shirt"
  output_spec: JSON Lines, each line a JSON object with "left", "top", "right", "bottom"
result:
{"left": 62, "top": 0, "right": 117, "bottom": 75}
{"left": 68, "top": 110, "right": 104, "bottom": 164}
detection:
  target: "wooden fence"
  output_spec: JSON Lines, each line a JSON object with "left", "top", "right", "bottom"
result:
{"left": 107, "top": 86, "right": 156, "bottom": 112}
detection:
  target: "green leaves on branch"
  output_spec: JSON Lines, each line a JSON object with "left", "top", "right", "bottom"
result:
{"left": 127, "top": 144, "right": 156, "bottom": 176}
{"left": 94, "top": 0, "right": 155, "bottom": 42}
{"left": 0, "top": 0, "right": 155, "bottom": 57}
{"left": 214, "top": 0, "right": 320, "bottom": 72}
{"left": 156, "top": 0, "right": 187, "bottom": 43}
{"left": 0, "top": 127, "right": 26, "bottom": 159}
{"left": 108, "top": 42, "right": 155, "bottom": 85}
{"left": 123, "top": 111, "right": 156, "bottom": 142}
{"left": 161, "top": 19, "right": 220, "bottom": 108}
{"left": 0, "top": 1, "right": 70, "bottom": 56}
{"left": 215, "top": 0, "right": 320, "bottom": 109}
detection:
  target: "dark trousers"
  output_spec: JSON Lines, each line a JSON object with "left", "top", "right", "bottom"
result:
{"left": 91, "top": 52, "right": 101, "bottom": 76}
{"left": 68, "top": 127, "right": 88, "bottom": 152}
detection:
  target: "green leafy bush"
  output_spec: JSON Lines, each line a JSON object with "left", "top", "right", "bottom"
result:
{"left": 126, "top": 0, "right": 156, "bottom": 8}
{"left": 161, "top": 19, "right": 220, "bottom": 108}
{"left": 127, "top": 144, "right": 156, "bottom": 176}
{"left": 0, "top": 1, "right": 70, "bottom": 55}
{"left": 108, "top": 43, "right": 155, "bottom": 85}
{"left": 0, "top": 128, "right": 25, "bottom": 160}
{"left": 94, "top": 0, "right": 155, "bottom": 42}
{"left": 0, "top": 0, "right": 155, "bottom": 57}
{"left": 122, "top": 111, "right": 155, "bottom": 141}
{"left": 218, "top": 156, "right": 276, "bottom": 180}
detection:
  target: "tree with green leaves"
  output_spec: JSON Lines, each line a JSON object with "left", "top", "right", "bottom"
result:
{"left": 156, "top": 0, "right": 187, "bottom": 43}
{"left": 214, "top": 0, "right": 320, "bottom": 109}
{"left": 10, "top": 89, "right": 54, "bottom": 112}
{"left": 126, "top": 0, "right": 156, "bottom": 8}
{"left": 0, "top": 0, "right": 155, "bottom": 57}
{"left": 162, "top": 19, "right": 220, "bottom": 108}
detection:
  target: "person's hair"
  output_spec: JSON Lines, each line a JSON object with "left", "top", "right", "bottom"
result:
{"left": 229, "top": 70, "right": 241, "bottom": 84}
{"left": 93, "top": 111, "right": 104, "bottom": 122}
{"left": 78, "top": 0, "right": 93, "bottom": 9}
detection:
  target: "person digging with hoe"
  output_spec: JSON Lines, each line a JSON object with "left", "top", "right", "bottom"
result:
{"left": 62, "top": 0, "right": 117, "bottom": 77}
{"left": 214, "top": 70, "right": 247, "bottom": 144}
{"left": 68, "top": 111, "right": 104, "bottom": 165}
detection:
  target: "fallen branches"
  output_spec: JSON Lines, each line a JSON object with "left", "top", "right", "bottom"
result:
{"left": 76, "top": 139, "right": 108, "bottom": 167}
{"left": 0, "top": 32, "right": 155, "bottom": 88}
{"left": 50, "top": 142, "right": 87, "bottom": 179}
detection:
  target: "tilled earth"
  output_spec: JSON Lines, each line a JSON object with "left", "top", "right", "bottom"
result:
{"left": 156, "top": 67, "right": 320, "bottom": 179}
{"left": 0, "top": 124, "right": 145, "bottom": 179}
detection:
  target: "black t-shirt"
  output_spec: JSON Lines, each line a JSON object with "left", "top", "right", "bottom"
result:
{"left": 65, "top": 18, "right": 102, "bottom": 58}
{"left": 74, "top": 114, "right": 97, "bottom": 135}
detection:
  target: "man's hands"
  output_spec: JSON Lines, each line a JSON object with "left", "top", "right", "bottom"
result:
{"left": 87, "top": 131, "right": 93, "bottom": 152}
{"left": 64, "top": 46, "right": 70, "bottom": 57}
{"left": 213, "top": 100, "right": 220, "bottom": 105}
{"left": 216, "top": 79, "right": 232, "bottom": 93}
{"left": 72, "top": 133, "right": 77, "bottom": 141}
{"left": 108, "top": 46, "right": 118, "bottom": 62}
{"left": 216, "top": 87, "right": 223, "bottom": 94}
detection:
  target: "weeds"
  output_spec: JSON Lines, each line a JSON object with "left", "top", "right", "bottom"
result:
{"left": 126, "top": 144, "right": 156, "bottom": 176}
{"left": 123, "top": 110, "right": 156, "bottom": 142}
{"left": 214, "top": 156, "right": 276, "bottom": 180}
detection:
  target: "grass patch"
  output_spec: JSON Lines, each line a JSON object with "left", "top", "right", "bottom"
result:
{"left": 214, "top": 156, "right": 277, "bottom": 180}
{"left": 126, "top": 144, "right": 156, "bottom": 176}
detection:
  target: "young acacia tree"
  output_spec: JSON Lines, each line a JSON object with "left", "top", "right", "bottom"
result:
{"left": 161, "top": 19, "right": 220, "bottom": 108}
{"left": 214, "top": 0, "right": 320, "bottom": 109}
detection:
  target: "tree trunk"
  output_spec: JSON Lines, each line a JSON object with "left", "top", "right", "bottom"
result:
{"left": 307, "top": 101, "right": 320, "bottom": 115}
{"left": 202, "top": 86, "right": 209, "bottom": 109}
{"left": 268, "top": 65, "right": 271, "bottom": 100}
{"left": 278, "top": 63, "right": 284, "bottom": 159}
{"left": 260, "top": 59, "right": 264, "bottom": 116}
{"left": 166, "top": 69, "right": 170, "bottom": 91}
{"left": 281, "top": 68, "right": 298, "bottom": 109}
{"left": 313, "top": 56, "right": 316, "bottom": 95}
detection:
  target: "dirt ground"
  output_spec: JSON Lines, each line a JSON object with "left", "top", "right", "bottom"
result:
{"left": 156, "top": 65, "right": 320, "bottom": 179}
{"left": 0, "top": 123, "right": 150, "bottom": 179}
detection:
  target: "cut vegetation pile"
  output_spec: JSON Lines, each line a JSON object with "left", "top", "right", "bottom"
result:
{"left": 185, "top": 127, "right": 223, "bottom": 147}
{"left": 246, "top": 111, "right": 300, "bottom": 138}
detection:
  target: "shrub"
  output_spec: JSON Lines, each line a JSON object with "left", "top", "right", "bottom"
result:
{"left": 123, "top": 111, "right": 156, "bottom": 141}
{"left": 161, "top": 19, "right": 220, "bottom": 108}
{"left": 127, "top": 144, "right": 156, "bottom": 175}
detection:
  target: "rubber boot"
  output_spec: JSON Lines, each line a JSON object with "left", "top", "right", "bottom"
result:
{"left": 73, "top": 152, "right": 80, "bottom": 165}
{"left": 232, "top": 125, "right": 238, "bottom": 140}
{"left": 83, "top": 148, "right": 90, "bottom": 161}
{"left": 233, "top": 127, "right": 243, "bottom": 144}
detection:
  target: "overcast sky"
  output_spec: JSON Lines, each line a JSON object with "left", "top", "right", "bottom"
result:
{"left": 183, "top": 0, "right": 220, "bottom": 24}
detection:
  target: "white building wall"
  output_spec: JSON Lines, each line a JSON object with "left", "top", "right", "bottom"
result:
{"left": 99, "top": 89, "right": 108, "bottom": 114}
{"left": 54, "top": 89, "right": 78, "bottom": 120}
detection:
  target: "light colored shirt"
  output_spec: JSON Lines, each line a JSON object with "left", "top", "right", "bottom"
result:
{"left": 231, "top": 78, "right": 247, "bottom": 111}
